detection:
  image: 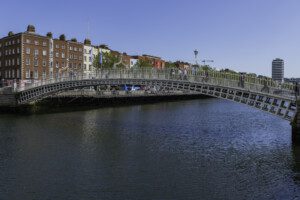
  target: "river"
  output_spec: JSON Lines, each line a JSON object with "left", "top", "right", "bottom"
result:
{"left": 0, "top": 98, "right": 299, "bottom": 200}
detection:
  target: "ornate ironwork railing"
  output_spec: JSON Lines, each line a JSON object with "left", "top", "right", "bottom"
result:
{"left": 15, "top": 68, "right": 296, "bottom": 100}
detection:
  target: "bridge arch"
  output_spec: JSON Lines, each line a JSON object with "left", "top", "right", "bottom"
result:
{"left": 16, "top": 77, "right": 296, "bottom": 121}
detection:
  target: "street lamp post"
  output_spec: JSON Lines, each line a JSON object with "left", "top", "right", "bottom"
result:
{"left": 194, "top": 49, "right": 199, "bottom": 66}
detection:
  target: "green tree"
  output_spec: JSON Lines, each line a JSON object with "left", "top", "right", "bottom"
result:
{"left": 165, "top": 61, "right": 176, "bottom": 68}
{"left": 201, "top": 65, "right": 213, "bottom": 71}
{"left": 135, "top": 59, "right": 152, "bottom": 68}
{"left": 93, "top": 52, "right": 121, "bottom": 69}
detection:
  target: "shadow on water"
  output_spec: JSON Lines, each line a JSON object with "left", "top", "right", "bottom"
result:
{"left": 0, "top": 94, "right": 211, "bottom": 115}
{"left": 292, "top": 145, "right": 300, "bottom": 184}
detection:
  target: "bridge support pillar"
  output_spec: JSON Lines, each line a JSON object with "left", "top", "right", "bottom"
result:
{"left": 292, "top": 101, "right": 300, "bottom": 145}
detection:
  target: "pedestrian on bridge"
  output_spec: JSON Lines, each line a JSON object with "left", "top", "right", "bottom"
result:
{"left": 178, "top": 69, "right": 183, "bottom": 80}
{"left": 183, "top": 69, "right": 188, "bottom": 80}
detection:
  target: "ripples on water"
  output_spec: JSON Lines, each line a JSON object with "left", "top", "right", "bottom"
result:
{"left": 0, "top": 98, "right": 299, "bottom": 200}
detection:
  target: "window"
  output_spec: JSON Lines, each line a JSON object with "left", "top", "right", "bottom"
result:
{"left": 42, "top": 42, "right": 47, "bottom": 46}
{"left": 8, "top": 60, "right": 11, "bottom": 66}
{"left": 74, "top": 47, "right": 77, "bottom": 51}
{"left": 8, "top": 70, "right": 11, "bottom": 78}
{"left": 12, "top": 49, "right": 15, "bottom": 54}
{"left": 34, "top": 59, "right": 38, "bottom": 67}
{"left": 55, "top": 44, "right": 59, "bottom": 48}
{"left": 62, "top": 62, "right": 65, "bottom": 68}
{"left": 17, "top": 69, "right": 20, "bottom": 78}
{"left": 17, "top": 58, "right": 20, "bottom": 65}
{"left": 34, "top": 41, "right": 39, "bottom": 45}
{"left": 26, "top": 48, "right": 30, "bottom": 54}
{"left": 12, "top": 70, "right": 15, "bottom": 78}
{"left": 84, "top": 56, "right": 87, "bottom": 62}
{"left": 89, "top": 57, "right": 92, "bottom": 62}
{"left": 62, "top": 45, "right": 65, "bottom": 49}
{"left": 79, "top": 48, "right": 82, "bottom": 52}
{"left": 70, "top": 46, "right": 73, "bottom": 50}
{"left": 26, "top": 69, "right": 30, "bottom": 78}
{"left": 55, "top": 52, "right": 59, "bottom": 58}
{"left": 34, "top": 49, "right": 39, "bottom": 56}
{"left": 79, "top": 56, "right": 82, "bottom": 60}
{"left": 0, "top": 52, "right": 1, "bottom": 57}
{"left": 43, "top": 60, "right": 47, "bottom": 67}
{"left": 42, "top": 50, "right": 47, "bottom": 56}
{"left": 84, "top": 64, "right": 87, "bottom": 70}
{"left": 34, "top": 69, "right": 38, "bottom": 79}
{"left": 42, "top": 70, "right": 46, "bottom": 79}
{"left": 26, "top": 39, "right": 30, "bottom": 44}
{"left": 17, "top": 48, "right": 20, "bottom": 54}
{"left": 12, "top": 59, "right": 15, "bottom": 66}
{"left": 8, "top": 49, "right": 11, "bottom": 55}
{"left": 56, "top": 62, "right": 59, "bottom": 68}
{"left": 17, "top": 39, "right": 20, "bottom": 44}
{"left": 12, "top": 40, "right": 15, "bottom": 45}
{"left": 62, "top": 52, "right": 65, "bottom": 58}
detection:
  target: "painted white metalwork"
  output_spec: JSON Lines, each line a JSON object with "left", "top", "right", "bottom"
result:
{"left": 15, "top": 68, "right": 297, "bottom": 121}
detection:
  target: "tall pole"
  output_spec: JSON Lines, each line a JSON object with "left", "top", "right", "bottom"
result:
{"left": 194, "top": 49, "right": 199, "bottom": 66}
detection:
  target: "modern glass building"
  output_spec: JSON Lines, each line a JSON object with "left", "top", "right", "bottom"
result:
{"left": 272, "top": 58, "right": 284, "bottom": 83}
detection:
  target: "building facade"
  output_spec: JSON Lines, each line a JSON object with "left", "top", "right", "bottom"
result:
{"left": 0, "top": 25, "right": 84, "bottom": 87}
{"left": 272, "top": 58, "right": 284, "bottom": 83}
{"left": 142, "top": 55, "right": 165, "bottom": 69}
{"left": 83, "top": 40, "right": 111, "bottom": 77}
{"left": 0, "top": 25, "right": 167, "bottom": 87}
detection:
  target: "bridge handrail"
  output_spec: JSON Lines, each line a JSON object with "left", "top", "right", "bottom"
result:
{"left": 15, "top": 68, "right": 296, "bottom": 100}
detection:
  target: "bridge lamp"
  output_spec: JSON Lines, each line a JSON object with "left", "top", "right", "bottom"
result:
{"left": 194, "top": 50, "right": 199, "bottom": 65}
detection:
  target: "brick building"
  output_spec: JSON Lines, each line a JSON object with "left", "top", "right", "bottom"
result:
{"left": 142, "top": 54, "right": 165, "bottom": 69}
{"left": 0, "top": 25, "right": 84, "bottom": 86}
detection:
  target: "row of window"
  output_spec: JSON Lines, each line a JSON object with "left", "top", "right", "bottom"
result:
{"left": 84, "top": 64, "right": 92, "bottom": 71}
{"left": 69, "top": 46, "right": 82, "bottom": 52}
{"left": 84, "top": 56, "right": 93, "bottom": 62}
{"left": 0, "top": 58, "right": 20, "bottom": 67}
{"left": 0, "top": 39, "right": 21, "bottom": 48}
{"left": 0, "top": 48, "right": 21, "bottom": 56}
{"left": 0, "top": 69, "right": 21, "bottom": 79}
{"left": 26, "top": 48, "right": 48, "bottom": 56}
{"left": 25, "top": 39, "right": 47, "bottom": 47}
{"left": 69, "top": 54, "right": 82, "bottom": 60}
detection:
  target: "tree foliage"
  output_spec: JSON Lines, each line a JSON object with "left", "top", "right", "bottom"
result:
{"left": 93, "top": 52, "right": 121, "bottom": 69}
{"left": 135, "top": 59, "right": 152, "bottom": 68}
{"left": 165, "top": 61, "right": 176, "bottom": 68}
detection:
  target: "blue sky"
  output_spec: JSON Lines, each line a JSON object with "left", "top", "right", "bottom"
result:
{"left": 1, "top": 0, "right": 300, "bottom": 77}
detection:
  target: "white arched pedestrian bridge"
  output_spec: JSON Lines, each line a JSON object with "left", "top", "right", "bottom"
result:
{"left": 15, "top": 68, "right": 297, "bottom": 121}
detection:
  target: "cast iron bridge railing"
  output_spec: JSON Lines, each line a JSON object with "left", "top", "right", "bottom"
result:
{"left": 15, "top": 68, "right": 297, "bottom": 121}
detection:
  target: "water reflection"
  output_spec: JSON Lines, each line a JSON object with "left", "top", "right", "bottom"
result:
{"left": 0, "top": 99, "right": 300, "bottom": 199}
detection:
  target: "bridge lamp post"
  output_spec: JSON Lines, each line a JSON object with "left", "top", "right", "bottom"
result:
{"left": 194, "top": 50, "right": 199, "bottom": 66}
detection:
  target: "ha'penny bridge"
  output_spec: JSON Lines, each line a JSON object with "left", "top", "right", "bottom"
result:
{"left": 1, "top": 68, "right": 300, "bottom": 143}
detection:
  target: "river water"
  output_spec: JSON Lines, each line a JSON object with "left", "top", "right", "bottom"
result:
{"left": 0, "top": 98, "right": 299, "bottom": 200}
